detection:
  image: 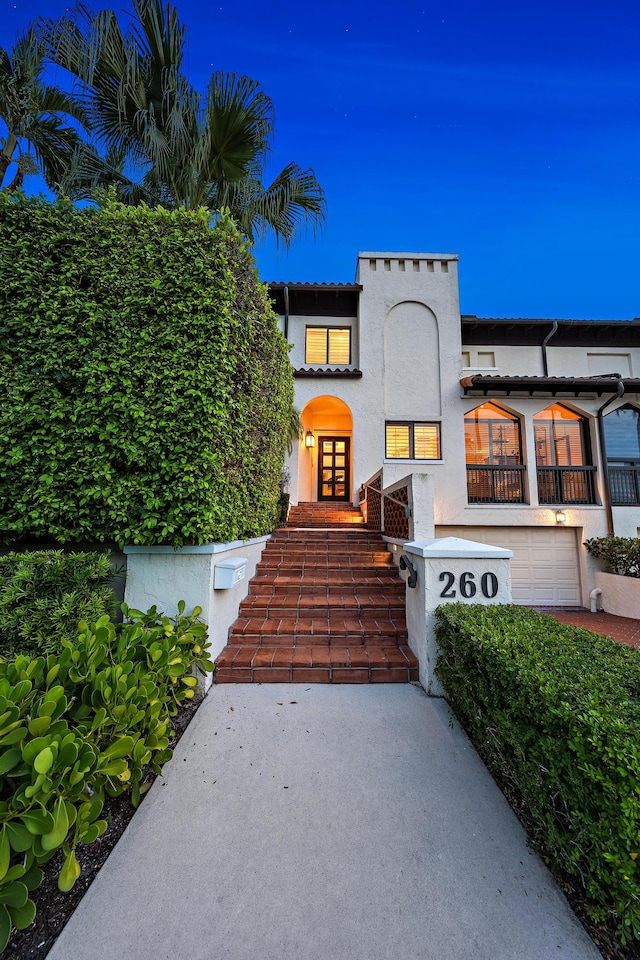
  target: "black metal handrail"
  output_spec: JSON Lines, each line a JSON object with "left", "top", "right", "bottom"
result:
{"left": 466, "top": 465, "right": 526, "bottom": 504}
{"left": 536, "top": 466, "right": 598, "bottom": 505}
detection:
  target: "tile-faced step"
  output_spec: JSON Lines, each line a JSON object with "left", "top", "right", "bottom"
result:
{"left": 216, "top": 501, "right": 413, "bottom": 683}
{"left": 215, "top": 644, "right": 419, "bottom": 683}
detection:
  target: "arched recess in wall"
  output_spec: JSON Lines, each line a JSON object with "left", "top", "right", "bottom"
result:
{"left": 298, "top": 396, "right": 354, "bottom": 503}
{"left": 384, "top": 301, "right": 441, "bottom": 419}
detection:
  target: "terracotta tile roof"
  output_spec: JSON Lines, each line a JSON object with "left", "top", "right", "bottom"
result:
{"left": 268, "top": 282, "right": 362, "bottom": 291}
{"left": 462, "top": 315, "right": 639, "bottom": 324}
{"left": 461, "top": 374, "right": 640, "bottom": 396}
{"left": 293, "top": 367, "right": 363, "bottom": 378}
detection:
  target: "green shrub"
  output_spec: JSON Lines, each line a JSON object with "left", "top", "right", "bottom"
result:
{"left": 277, "top": 491, "right": 290, "bottom": 526}
{"left": 0, "top": 192, "right": 294, "bottom": 548}
{"left": 0, "top": 601, "right": 213, "bottom": 953}
{"left": 585, "top": 535, "right": 640, "bottom": 578}
{"left": 435, "top": 603, "right": 640, "bottom": 944}
{"left": 0, "top": 551, "right": 116, "bottom": 659}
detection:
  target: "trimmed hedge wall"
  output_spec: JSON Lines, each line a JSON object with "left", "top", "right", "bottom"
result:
{"left": 435, "top": 603, "right": 640, "bottom": 944}
{"left": 0, "top": 192, "right": 293, "bottom": 548}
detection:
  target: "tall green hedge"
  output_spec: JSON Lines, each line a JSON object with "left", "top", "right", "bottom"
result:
{"left": 0, "top": 192, "right": 293, "bottom": 547}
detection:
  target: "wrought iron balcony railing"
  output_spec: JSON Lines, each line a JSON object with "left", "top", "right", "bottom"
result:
{"left": 536, "top": 466, "right": 598, "bottom": 505}
{"left": 608, "top": 464, "right": 640, "bottom": 506}
{"left": 466, "top": 465, "right": 526, "bottom": 504}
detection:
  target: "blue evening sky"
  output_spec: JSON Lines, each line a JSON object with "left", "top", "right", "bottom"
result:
{"left": 3, "top": 0, "right": 640, "bottom": 318}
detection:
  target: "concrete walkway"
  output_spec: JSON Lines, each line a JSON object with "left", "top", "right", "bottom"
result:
{"left": 47, "top": 684, "right": 601, "bottom": 960}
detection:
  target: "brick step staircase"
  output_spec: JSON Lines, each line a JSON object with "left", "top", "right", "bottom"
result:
{"left": 285, "top": 502, "right": 366, "bottom": 527}
{"left": 215, "top": 502, "right": 419, "bottom": 683}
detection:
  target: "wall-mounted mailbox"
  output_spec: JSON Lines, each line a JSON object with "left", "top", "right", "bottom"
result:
{"left": 214, "top": 558, "right": 247, "bottom": 590}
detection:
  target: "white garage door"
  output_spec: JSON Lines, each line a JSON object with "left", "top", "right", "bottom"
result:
{"left": 435, "top": 525, "right": 581, "bottom": 607}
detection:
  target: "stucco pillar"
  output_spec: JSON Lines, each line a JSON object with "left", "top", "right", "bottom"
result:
{"left": 402, "top": 536, "right": 513, "bottom": 696}
{"left": 408, "top": 472, "right": 435, "bottom": 540}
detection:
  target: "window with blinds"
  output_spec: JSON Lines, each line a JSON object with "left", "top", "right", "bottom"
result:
{"left": 305, "top": 327, "right": 351, "bottom": 365}
{"left": 533, "top": 403, "right": 586, "bottom": 466}
{"left": 385, "top": 422, "right": 441, "bottom": 460}
{"left": 464, "top": 402, "right": 522, "bottom": 465}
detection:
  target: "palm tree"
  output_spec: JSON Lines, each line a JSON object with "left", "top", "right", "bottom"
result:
{"left": 40, "top": 0, "right": 326, "bottom": 245}
{"left": 0, "top": 27, "right": 89, "bottom": 192}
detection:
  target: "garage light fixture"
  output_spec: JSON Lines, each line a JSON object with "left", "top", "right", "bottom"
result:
{"left": 555, "top": 510, "right": 567, "bottom": 525}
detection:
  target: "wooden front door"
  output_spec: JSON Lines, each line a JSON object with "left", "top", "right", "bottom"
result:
{"left": 318, "top": 437, "right": 350, "bottom": 501}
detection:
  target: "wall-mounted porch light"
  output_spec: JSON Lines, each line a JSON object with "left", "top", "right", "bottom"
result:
{"left": 305, "top": 431, "right": 315, "bottom": 448}
{"left": 555, "top": 510, "right": 567, "bottom": 525}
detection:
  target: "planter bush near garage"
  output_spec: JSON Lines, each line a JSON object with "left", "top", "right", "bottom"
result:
{"left": 435, "top": 603, "right": 640, "bottom": 945}
{"left": 0, "top": 191, "right": 294, "bottom": 549}
{"left": 585, "top": 537, "right": 640, "bottom": 619}
{"left": 0, "top": 601, "right": 213, "bottom": 952}
{"left": 584, "top": 537, "right": 640, "bottom": 578}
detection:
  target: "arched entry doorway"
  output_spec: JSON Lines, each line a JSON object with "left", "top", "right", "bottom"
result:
{"left": 298, "top": 396, "right": 354, "bottom": 503}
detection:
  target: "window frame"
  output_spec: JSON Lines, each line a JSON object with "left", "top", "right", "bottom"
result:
{"left": 304, "top": 325, "right": 352, "bottom": 366}
{"left": 532, "top": 403, "right": 589, "bottom": 468}
{"left": 603, "top": 404, "right": 640, "bottom": 462}
{"left": 464, "top": 402, "right": 523, "bottom": 466}
{"left": 385, "top": 421, "right": 442, "bottom": 461}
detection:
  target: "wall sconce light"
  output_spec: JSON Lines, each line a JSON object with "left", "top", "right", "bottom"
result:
{"left": 555, "top": 510, "right": 566, "bottom": 525}
{"left": 305, "top": 431, "right": 315, "bottom": 448}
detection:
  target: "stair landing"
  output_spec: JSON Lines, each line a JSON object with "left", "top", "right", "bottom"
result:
{"left": 215, "top": 502, "right": 419, "bottom": 683}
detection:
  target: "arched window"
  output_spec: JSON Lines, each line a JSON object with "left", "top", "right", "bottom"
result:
{"left": 464, "top": 403, "right": 525, "bottom": 502}
{"left": 533, "top": 404, "right": 596, "bottom": 504}
{"left": 533, "top": 403, "right": 587, "bottom": 467}
{"left": 604, "top": 405, "right": 640, "bottom": 505}
{"left": 464, "top": 402, "right": 522, "bottom": 465}
{"left": 604, "top": 405, "right": 640, "bottom": 460}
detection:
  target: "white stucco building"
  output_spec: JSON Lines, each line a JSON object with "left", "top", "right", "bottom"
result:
{"left": 272, "top": 251, "right": 640, "bottom": 609}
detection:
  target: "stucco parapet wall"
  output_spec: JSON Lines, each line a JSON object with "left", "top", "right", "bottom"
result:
{"left": 123, "top": 535, "right": 271, "bottom": 555}
{"left": 358, "top": 251, "right": 459, "bottom": 261}
{"left": 404, "top": 536, "right": 513, "bottom": 559}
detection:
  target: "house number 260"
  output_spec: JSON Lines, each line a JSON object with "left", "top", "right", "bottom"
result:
{"left": 439, "top": 571, "right": 499, "bottom": 599}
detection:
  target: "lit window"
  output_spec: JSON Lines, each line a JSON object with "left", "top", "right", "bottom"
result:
{"left": 305, "top": 327, "right": 351, "bottom": 365}
{"left": 464, "top": 402, "right": 522, "bottom": 465}
{"left": 533, "top": 403, "right": 586, "bottom": 466}
{"left": 464, "top": 402, "right": 525, "bottom": 504}
{"left": 385, "top": 422, "right": 441, "bottom": 460}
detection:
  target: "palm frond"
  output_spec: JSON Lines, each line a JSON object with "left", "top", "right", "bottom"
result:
{"left": 0, "top": 24, "right": 93, "bottom": 191}
{"left": 35, "top": 0, "right": 327, "bottom": 244}
{"left": 228, "top": 162, "right": 326, "bottom": 245}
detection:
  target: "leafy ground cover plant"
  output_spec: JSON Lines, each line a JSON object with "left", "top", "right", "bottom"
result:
{"left": 0, "top": 551, "right": 116, "bottom": 659}
{"left": 585, "top": 537, "right": 640, "bottom": 578}
{"left": 435, "top": 603, "right": 640, "bottom": 946}
{"left": 0, "top": 602, "right": 213, "bottom": 952}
